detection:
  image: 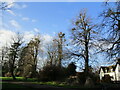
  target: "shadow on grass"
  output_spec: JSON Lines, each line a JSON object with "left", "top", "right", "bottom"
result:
{"left": 2, "top": 82, "right": 35, "bottom": 90}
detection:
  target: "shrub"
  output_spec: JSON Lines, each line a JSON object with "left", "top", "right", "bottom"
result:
{"left": 66, "top": 62, "right": 76, "bottom": 77}
{"left": 101, "top": 75, "right": 111, "bottom": 83}
{"left": 4, "top": 72, "right": 12, "bottom": 77}
{"left": 66, "top": 75, "right": 79, "bottom": 86}
{"left": 39, "top": 65, "right": 66, "bottom": 81}
{"left": 76, "top": 72, "right": 86, "bottom": 85}
{"left": 88, "top": 72, "right": 100, "bottom": 84}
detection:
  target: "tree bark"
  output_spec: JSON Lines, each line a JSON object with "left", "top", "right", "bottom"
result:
{"left": 10, "top": 63, "right": 16, "bottom": 80}
{"left": 84, "top": 33, "right": 89, "bottom": 76}
{"left": 85, "top": 41, "right": 89, "bottom": 75}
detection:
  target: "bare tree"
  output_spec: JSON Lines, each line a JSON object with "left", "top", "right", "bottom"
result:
{"left": 53, "top": 32, "right": 65, "bottom": 67}
{"left": 100, "top": 1, "right": 120, "bottom": 58}
{"left": 70, "top": 9, "right": 98, "bottom": 76}
{"left": 46, "top": 41, "right": 58, "bottom": 66}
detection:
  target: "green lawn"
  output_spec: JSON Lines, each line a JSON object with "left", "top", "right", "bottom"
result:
{"left": 1, "top": 77, "right": 80, "bottom": 88}
{"left": 33, "top": 81, "right": 81, "bottom": 88}
{"left": 0, "top": 77, "right": 37, "bottom": 82}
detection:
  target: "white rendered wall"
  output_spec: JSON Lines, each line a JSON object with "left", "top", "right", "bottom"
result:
{"left": 100, "top": 69, "right": 104, "bottom": 80}
{"left": 115, "top": 64, "right": 120, "bottom": 81}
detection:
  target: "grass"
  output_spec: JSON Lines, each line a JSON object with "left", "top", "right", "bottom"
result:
{"left": 0, "top": 77, "right": 109, "bottom": 89}
{"left": 1, "top": 77, "right": 99, "bottom": 88}
{"left": 2, "top": 77, "right": 116, "bottom": 90}
{"left": 1, "top": 77, "right": 80, "bottom": 88}
{"left": 33, "top": 81, "right": 81, "bottom": 88}
{"left": 1, "top": 77, "right": 75, "bottom": 88}
{"left": 0, "top": 77, "right": 37, "bottom": 82}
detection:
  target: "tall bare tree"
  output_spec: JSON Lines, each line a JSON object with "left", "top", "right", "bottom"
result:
{"left": 70, "top": 9, "right": 98, "bottom": 76}
{"left": 53, "top": 32, "right": 65, "bottom": 67}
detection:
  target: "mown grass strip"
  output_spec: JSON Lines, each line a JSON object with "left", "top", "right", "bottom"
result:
{"left": 0, "top": 77, "right": 37, "bottom": 82}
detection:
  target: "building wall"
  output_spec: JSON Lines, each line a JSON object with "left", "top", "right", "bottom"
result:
{"left": 100, "top": 64, "right": 120, "bottom": 81}
{"left": 100, "top": 69, "right": 104, "bottom": 80}
{"left": 104, "top": 72, "right": 115, "bottom": 81}
{"left": 100, "top": 70, "right": 116, "bottom": 81}
{"left": 115, "top": 64, "right": 120, "bottom": 81}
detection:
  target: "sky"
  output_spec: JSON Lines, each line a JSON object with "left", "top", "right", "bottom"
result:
{"left": 0, "top": 1, "right": 113, "bottom": 70}
{"left": 0, "top": 2, "right": 104, "bottom": 38}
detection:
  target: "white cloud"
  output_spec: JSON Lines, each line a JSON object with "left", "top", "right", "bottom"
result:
{"left": 21, "top": 4, "right": 27, "bottom": 8}
{"left": 43, "top": 34, "right": 53, "bottom": 43}
{"left": 0, "top": 0, "right": 15, "bottom": 2}
{"left": 22, "top": 17, "right": 30, "bottom": 21}
{"left": 0, "top": 30, "right": 34, "bottom": 48}
{"left": 23, "top": 31, "right": 53, "bottom": 47}
{"left": 53, "top": 32, "right": 56, "bottom": 35}
{"left": 39, "top": 34, "right": 53, "bottom": 52}
{"left": 1, "top": 1, "right": 27, "bottom": 9}
{"left": 0, "top": 29, "right": 16, "bottom": 48}
{"left": 23, "top": 31, "right": 34, "bottom": 43}
{"left": 31, "top": 19, "right": 37, "bottom": 22}
{"left": 0, "top": 29, "right": 53, "bottom": 54}
{"left": 9, "top": 20, "right": 21, "bottom": 28}
{"left": 6, "top": 2, "right": 15, "bottom": 8}
{"left": 13, "top": 3, "right": 27, "bottom": 9}
{"left": 22, "top": 17, "right": 37, "bottom": 23}
{"left": 34, "top": 28, "right": 39, "bottom": 32}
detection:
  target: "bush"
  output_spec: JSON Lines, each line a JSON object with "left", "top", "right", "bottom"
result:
{"left": 76, "top": 72, "right": 86, "bottom": 85}
{"left": 88, "top": 72, "right": 100, "bottom": 84}
{"left": 38, "top": 65, "right": 66, "bottom": 81}
{"left": 66, "top": 63, "right": 76, "bottom": 77}
{"left": 101, "top": 75, "right": 111, "bottom": 83}
{"left": 66, "top": 76, "right": 79, "bottom": 86}
{"left": 4, "top": 72, "right": 12, "bottom": 77}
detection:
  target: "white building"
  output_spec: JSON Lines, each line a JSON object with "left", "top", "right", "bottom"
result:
{"left": 99, "top": 59, "right": 120, "bottom": 81}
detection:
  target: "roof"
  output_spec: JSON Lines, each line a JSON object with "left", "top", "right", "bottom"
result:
{"left": 100, "top": 58, "right": 120, "bottom": 73}
{"left": 100, "top": 65, "right": 116, "bottom": 73}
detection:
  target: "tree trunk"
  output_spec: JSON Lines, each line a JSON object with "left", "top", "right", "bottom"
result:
{"left": 10, "top": 56, "right": 16, "bottom": 80}
{"left": 84, "top": 34, "right": 89, "bottom": 76}
{"left": 11, "top": 71, "right": 16, "bottom": 80}
{"left": 85, "top": 41, "right": 89, "bottom": 76}
{"left": 10, "top": 65, "right": 16, "bottom": 80}
{"left": 58, "top": 42, "right": 62, "bottom": 67}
